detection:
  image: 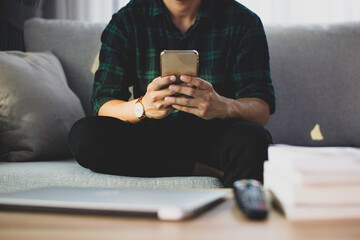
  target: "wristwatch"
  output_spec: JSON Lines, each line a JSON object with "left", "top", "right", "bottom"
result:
{"left": 134, "top": 96, "right": 147, "bottom": 120}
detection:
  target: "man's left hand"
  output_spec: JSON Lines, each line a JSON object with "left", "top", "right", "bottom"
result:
{"left": 165, "top": 75, "right": 228, "bottom": 120}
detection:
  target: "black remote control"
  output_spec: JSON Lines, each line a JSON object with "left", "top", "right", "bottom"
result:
{"left": 233, "top": 179, "right": 268, "bottom": 220}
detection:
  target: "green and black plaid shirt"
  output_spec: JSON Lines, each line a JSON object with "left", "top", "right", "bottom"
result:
{"left": 92, "top": 0, "right": 275, "bottom": 116}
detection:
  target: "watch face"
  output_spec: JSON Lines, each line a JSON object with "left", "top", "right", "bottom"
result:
{"left": 134, "top": 102, "right": 144, "bottom": 118}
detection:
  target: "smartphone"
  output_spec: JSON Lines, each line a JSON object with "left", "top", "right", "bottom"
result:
{"left": 160, "top": 50, "right": 199, "bottom": 83}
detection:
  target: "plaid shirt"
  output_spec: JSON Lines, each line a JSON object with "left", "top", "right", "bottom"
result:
{"left": 92, "top": 0, "right": 276, "bottom": 116}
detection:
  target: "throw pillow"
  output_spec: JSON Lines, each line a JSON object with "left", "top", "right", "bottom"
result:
{"left": 0, "top": 51, "right": 85, "bottom": 162}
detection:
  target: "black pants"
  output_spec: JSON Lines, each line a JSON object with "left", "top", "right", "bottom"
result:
{"left": 68, "top": 114, "right": 272, "bottom": 187}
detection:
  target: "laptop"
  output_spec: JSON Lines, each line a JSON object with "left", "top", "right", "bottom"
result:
{"left": 0, "top": 187, "right": 227, "bottom": 221}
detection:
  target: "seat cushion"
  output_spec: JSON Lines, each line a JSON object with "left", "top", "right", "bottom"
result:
{"left": 0, "top": 160, "right": 223, "bottom": 192}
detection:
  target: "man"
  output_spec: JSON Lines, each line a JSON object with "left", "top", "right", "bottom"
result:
{"left": 68, "top": 0, "right": 275, "bottom": 188}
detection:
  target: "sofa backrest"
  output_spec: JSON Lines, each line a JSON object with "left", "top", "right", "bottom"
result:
{"left": 24, "top": 18, "right": 106, "bottom": 117}
{"left": 265, "top": 22, "right": 360, "bottom": 147}
{"left": 24, "top": 18, "right": 360, "bottom": 147}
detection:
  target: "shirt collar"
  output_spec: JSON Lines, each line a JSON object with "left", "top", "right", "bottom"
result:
{"left": 153, "top": 0, "right": 167, "bottom": 17}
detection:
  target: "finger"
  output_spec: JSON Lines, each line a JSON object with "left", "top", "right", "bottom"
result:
{"left": 150, "top": 107, "right": 175, "bottom": 120}
{"left": 168, "top": 84, "right": 198, "bottom": 97}
{"left": 172, "top": 104, "right": 199, "bottom": 116}
{"left": 179, "top": 75, "right": 212, "bottom": 90}
{"left": 153, "top": 100, "right": 174, "bottom": 110}
{"left": 165, "top": 96, "right": 197, "bottom": 107}
{"left": 148, "top": 75, "right": 176, "bottom": 91}
{"left": 150, "top": 88, "right": 177, "bottom": 102}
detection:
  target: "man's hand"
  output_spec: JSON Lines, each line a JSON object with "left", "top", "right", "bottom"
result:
{"left": 142, "top": 75, "right": 177, "bottom": 119}
{"left": 165, "top": 75, "right": 228, "bottom": 120}
{"left": 165, "top": 75, "right": 271, "bottom": 125}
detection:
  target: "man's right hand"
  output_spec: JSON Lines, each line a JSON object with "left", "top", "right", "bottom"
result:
{"left": 142, "top": 75, "right": 177, "bottom": 119}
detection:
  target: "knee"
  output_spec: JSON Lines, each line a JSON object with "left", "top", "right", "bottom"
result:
{"left": 68, "top": 118, "right": 86, "bottom": 143}
{"left": 68, "top": 117, "right": 96, "bottom": 168}
{"left": 69, "top": 116, "right": 100, "bottom": 140}
{"left": 224, "top": 121, "right": 271, "bottom": 185}
{"left": 68, "top": 116, "right": 125, "bottom": 145}
{"left": 228, "top": 121, "right": 273, "bottom": 146}
{"left": 227, "top": 121, "right": 273, "bottom": 170}
{"left": 68, "top": 116, "right": 124, "bottom": 168}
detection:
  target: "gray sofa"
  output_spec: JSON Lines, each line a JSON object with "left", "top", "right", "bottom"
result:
{"left": 0, "top": 18, "right": 359, "bottom": 192}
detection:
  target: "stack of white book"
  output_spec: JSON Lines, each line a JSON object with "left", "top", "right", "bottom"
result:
{"left": 264, "top": 144, "right": 360, "bottom": 221}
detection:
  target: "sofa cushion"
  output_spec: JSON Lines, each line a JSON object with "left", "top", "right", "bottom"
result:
{"left": 0, "top": 160, "right": 223, "bottom": 192}
{"left": 24, "top": 18, "right": 106, "bottom": 116}
{"left": 265, "top": 22, "right": 360, "bottom": 147}
{"left": 0, "top": 51, "right": 85, "bottom": 162}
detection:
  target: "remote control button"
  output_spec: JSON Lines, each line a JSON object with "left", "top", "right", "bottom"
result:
{"left": 258, "top": 202, "right": 267, "bottom": 210}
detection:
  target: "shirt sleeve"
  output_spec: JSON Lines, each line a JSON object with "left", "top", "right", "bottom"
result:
{"left": 232, "top": 14, "right": 276, "bottom": 114}
{"left": 91, "top": 10, "right": 134, "bottom": 116}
